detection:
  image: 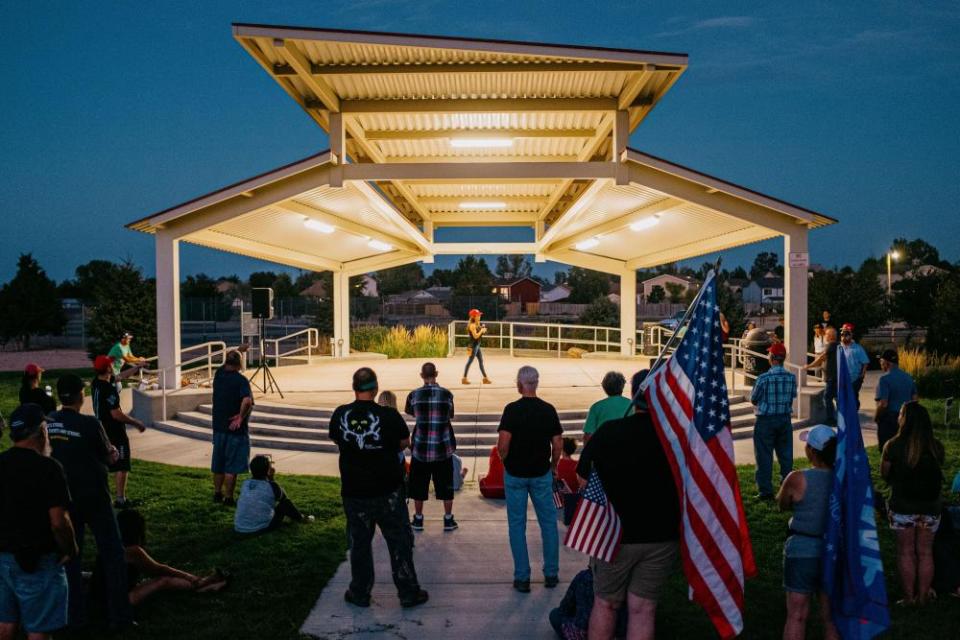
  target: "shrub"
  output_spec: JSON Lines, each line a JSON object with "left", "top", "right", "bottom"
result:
{"left": 898, "top": 348, "right": 960, "bottom": 398}
{"left": 350, "top": 324, "right": 447, "bottom": 359}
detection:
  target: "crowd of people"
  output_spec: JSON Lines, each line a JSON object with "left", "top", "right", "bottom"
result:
{"left": 2, "top": 315, "right": 959, "bottom": 639}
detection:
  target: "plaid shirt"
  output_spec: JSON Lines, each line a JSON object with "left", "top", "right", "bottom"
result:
{"left": 751, "top": 365, "right": 797, "bottom": 416}
{"left": 405, "top": 383, "right": 456, "bottom": 462}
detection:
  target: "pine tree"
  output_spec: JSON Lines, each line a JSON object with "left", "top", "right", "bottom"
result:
{"left": 0, "top": 254, "right": 66, "bottom": 349}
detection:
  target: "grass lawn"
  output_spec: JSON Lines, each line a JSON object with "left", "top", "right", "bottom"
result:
{"left": 2, "top": 371, "right": 960, "bottom": 638}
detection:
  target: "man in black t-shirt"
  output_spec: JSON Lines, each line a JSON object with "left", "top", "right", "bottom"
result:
{"left": 810, "top": 327, "right": 839, "bottom": 425}
{"left": 211, "top": 350, "right": 253, "bottom": 506}
{"left": 92, "top": 355, "right": 146, "bottom": 508}
{"left": 0, "top": 403, "right": 78, "bottom": 638}
{"left": 496, "top": 365, "right": 563, "bottom": 593}
{"left": 48, "top": 375, "right": 133, "bottom": 630}
{"left": 576, "top": 370, "right": 680, "bottom": 640}
{"left": 329, "top": 367, "right": 427, "bottom": 609}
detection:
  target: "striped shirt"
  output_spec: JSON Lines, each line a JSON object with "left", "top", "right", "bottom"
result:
{"left": 405, "top": 383, "right": 456, "bottom": 462}
{"left": 751, "top": 365, "right": 797, "bottom": 416}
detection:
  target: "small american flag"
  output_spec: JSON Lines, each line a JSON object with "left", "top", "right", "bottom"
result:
{"left": 563, "top": 470, "right": 621, "bottom": 562}
{"left": 644, "top": 271, "right": 755, "bottom": 640}
{"left": 553, "top": 478, "right": 570, "bottom": 509}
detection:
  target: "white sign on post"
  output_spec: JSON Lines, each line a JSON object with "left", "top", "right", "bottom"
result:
{"left": 788, "top": 252, "right": 810, "bottom": 268}
{"left": 242, "top": 312, "right": 260, "bottom": 337}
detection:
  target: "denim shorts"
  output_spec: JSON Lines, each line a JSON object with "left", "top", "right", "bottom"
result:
{"left": 0, "top": 552, "right": 68, "bottom": 633}
{"left": 211, "top": 431, "right": 250, "bottom": 474}
{"left": 783, "top": 555, "right": 822, "bottom": 594}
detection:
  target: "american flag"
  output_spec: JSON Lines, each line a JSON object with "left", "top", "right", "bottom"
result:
{"left": 643, "top": 272, "right": 756, "bottom": 640}
{"left": 563, "top": 470, "right": 621, "bottom": 562}
{"left": 552, "top": 479, "right": 566, "bottom": 509}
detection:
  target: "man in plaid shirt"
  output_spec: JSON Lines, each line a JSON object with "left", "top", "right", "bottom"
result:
{"left": 750, "top": 342, "right": 797, "bottom": 500}
{"left": 405, "top": 362, "right": 458, "bottom": 531}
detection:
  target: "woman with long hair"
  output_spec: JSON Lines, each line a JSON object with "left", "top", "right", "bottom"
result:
{"left": 777, "top": 425, "right": 840, "bottom": 640}
{"left": 882, "top": 401, "right": 945, "bottom": 605}
{"left": 462, "top": 308, "right": 491, "bottom": 384}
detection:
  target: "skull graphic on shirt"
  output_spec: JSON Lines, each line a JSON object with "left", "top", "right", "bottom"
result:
{"left": 339, "top": 410, "right": 382, "bottom": 449}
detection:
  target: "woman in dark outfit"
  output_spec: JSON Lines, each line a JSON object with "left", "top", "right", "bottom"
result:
{"left": 19, "top": 363, "right": 56, "bottom": 414}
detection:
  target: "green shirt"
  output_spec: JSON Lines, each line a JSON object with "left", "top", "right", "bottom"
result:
{"left": 108, "top": 342, "right": 132, "bottom": 376}
{"left": 583, "top": 395, "right": 633, "bottom": 435}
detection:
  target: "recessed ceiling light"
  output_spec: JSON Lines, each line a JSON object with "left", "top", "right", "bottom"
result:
{"left": 629, "top": 215, "right": 661, "bottom": 232}
{"left": 303, "top": 218, "right": 335, "bottom": 234}
{"left": 459, "top": 201, "right": 508, "bottom": 210}
{"left": 575, "top": 237, "right": 600, "bottom": 251}
{"left": 449, "top": 138, "right": 514, "bottom": 148}
{"left": 367, "top": 239, "right": 393, "bottom": 251}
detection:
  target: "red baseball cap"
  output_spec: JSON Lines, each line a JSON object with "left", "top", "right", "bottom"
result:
{"left": 841, "top": 323, "right": 855, "bottom": 332}
{"left": 767, "top": 343, "right": 787, "bottom": 358}
{"left": 93, "top": 355, "right": 115, "bottom": 374}
{"left": 23, "top": 363, "right": 43, "bottom": 377}
{"left": 468, "top": 308, "right": 482, "bottom": 317}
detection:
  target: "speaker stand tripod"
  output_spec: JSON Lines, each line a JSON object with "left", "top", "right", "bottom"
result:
{"left": 248, "top": 317, "right": 284, "bottom": 398}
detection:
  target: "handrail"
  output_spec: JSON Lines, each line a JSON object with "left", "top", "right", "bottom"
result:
{"left": 446, "top": 320, "right": 644, "bottom": 358}
{"left": 263, "top": 328, "right": 319, "bottom": 366}
{"left": 139, "top": 341, "right": 229, "bottom": 423}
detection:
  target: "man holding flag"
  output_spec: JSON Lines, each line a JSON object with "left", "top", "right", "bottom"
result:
{"left": 641, "top": 270, "right": 756, "bottom": 639}
{"left": 574, "top": 370, "right": 680, "bottom": 640}
{"left": 821, "top": 346, "right": 890, "bottom": 637}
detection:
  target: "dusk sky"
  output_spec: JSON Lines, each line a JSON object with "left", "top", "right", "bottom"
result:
{"left": 2, "top": 1, "right": 958, "bottom": 284}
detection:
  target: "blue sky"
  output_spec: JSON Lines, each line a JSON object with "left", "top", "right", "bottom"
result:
{"left": 1, "top": 1, "right": 958, "bottom": 283}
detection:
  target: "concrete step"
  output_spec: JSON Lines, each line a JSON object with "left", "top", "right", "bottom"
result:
{"left": 152, "top": 420, "right": 339, "bottom": 453}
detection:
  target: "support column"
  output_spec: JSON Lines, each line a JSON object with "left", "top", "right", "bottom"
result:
{"left": 620, "top": 269, "right": 637, "bottom": 356}
{"left": 155, "top": 229, "right": 181, "bottom": 388}
{"left": 784, "top": 229, "right": 809, "bottom": 386}
{"left": 332, "top": 270, "right": 350, "bottom": 359}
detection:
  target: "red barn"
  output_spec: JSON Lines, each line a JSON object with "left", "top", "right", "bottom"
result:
{"left": 493, "top": 277, "right": 542, "bottom": 304}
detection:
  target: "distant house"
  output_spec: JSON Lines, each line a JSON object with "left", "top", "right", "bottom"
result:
{"left": 424, "top": 285, "right": 452, "bottom": 304}
{"left": 540, "top": 283, "right": 571, "bottom": 303}
{"left": 741, "top": 273, "right": 785, "bottom": 306}
{"left": 299, "top": 280, "right": 328, "bottom": 298}
{"left": 724, "top": 278, "right": 750, "bottom": 295}
{"left": 640, "top": 274, "right": 699, "bottom": 301}
{"left": 492, "top": 277, "right": 541, "bottom": 304}
{"left": 880, "top": 264, "right": 948, "bottom": 289}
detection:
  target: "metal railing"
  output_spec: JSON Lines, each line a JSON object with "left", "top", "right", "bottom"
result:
{"left": 263, "top": 328, "right": 319, "bottom": 366}
{"left": 446, "top": 320, "right": 645, "bottom": 358}
{"left": 139, "top": 341, "right": 230, "bottom": 422}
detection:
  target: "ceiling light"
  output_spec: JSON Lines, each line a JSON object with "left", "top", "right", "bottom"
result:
{"left": 629, "top": 215, "right": 661, "bottom": 232}
{"left": 449, "top": 138, "right": 514, "bottom": 148}
{"left": 575, "top": 237, "right": 600, "bottom": 251}
{"left": 367, "top": 239, "right": 393, "bottom": 252}
{"left": 303, "top": 218, "right": 335, "bottom": 234}
{"left": 459, "top": 201, "right": 508, "bottom": 210}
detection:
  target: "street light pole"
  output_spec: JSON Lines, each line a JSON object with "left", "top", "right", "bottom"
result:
{"left": 887, "top": 249, "right": 900, "bottom": 343}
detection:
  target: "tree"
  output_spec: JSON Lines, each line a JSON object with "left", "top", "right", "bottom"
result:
{"left": 553, "top": 270, "right": 569, "bottom": 285}
{"left": 578, "top": 296, "right": 619, "bottom": 327}
{"left": 807, "top": 268, "right": 888, "bottom": 340}
{"left": 729, "top": 266, "right": 749, "bottom": 281}
{"left": 425, "top": 268, "right": 456, "bottom": 287}
{"left": 567, "top": 267, "right": 609, "bottom": 303}
{"left": 926, "top": 273, "right": 960, "bottom": 355}
{"left": 447, "top": 256, "right": 501, "bottom": 318}
{"left": 0, "top": 254, "right": 66, "bottom": 349}
{"left": 893, "top": 237, "right": 943, "bottom": 268}
{"left": 750, "top": 252, "right": 781, "bottom": 280}
{"left": 717, "top": 279, "right": 747, "bottom": 338}
{"left": 377, "top": 263, "right": 425, "bottom": 296}
{"left": 495, "top": 255, "right": 532, "bottom": 280}
{"left": 180, "top": 273, "right": 231, "bottom": 322}
{"left": 84, "top": 261, "right": 156, "bottom": 359}
{"left": 891, "top": 271, "right": 947, "bottom": 330}
{"left": 664, "top": 282, "right": 685, "bottom": 303}
{"left": 248, "top": 271, "right": 298, "bottom": 299}
{"left": 647, "top": 285, "right": 665, "bottom": 303}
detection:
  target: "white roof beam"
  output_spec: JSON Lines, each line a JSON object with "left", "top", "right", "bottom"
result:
{"left": 350, "top": 180, "right": 433, "bottom": 252}
{"left": 546, "top": 197, "right": 683, "bottom": 252}
{"left": 541, "top": 248, "right": 627, "bottom": 275}
{"left": 536, "top": 178, "right": 610, "bottom": 248}
{"left": 364, "top": 128, "right": 597, "bottom": 141}
{"left": 280, "top": 61, "right": 657, "bottom": 75}
{"left": 537, "top": 112, "right": 613, "bottom": 221}
{"left": 340, "top": 97, "right": 617, "bottom": 115}
{"left": 273, "top": 40, "right": 341, "bottom": 113}
{"left": 342, "top": 162, "right": 616, "bottom": 182}
{"left": 432, "top": 242, "right": 537, "bottom": 255}
{"left": 343, "top": 251, "right": 426, "bottom": 277}
{"left": 626, "top": 227, "right": 776, "bottom": 269}
{"left": 275, "top": 200, "right": 423, "bottom": 254}
{"left": 187, "top": 229, "right": 343, "bottom": 272}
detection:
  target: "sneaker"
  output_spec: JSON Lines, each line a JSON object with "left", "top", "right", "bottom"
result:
{"left": 344, "top": 589, "right": 370, "bottom": 608}
{"left": 213, "top": 493, "right": 224, "bottom": 504}
{"left": 411, "top": 514, "right": 424, "bottom": 531}
{"left": 482, "top": 377, "right": 492, "bottom": 384}
{"left": 544, "top": 575, "right": 559, "bottom": 588}
{"left": 301, "top": 515, "right": 316, "bottom": 523}
{"left": 400, "top": 589, "right": 429, "bottom": 608}
{"left": 461, "top": 377, "right": 470, "bottom": 384}
{"left": 443, "top": 515, "right": 458, "bottom": 531}
{"left": 513, "top": 579, "right": 531, "bottom": 593}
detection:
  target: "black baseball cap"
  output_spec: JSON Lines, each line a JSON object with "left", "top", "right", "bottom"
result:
{"left": 57, "top": 374, "right": 85, "bottom": 404}
{"left": 9, "top": 403, "right": 47, "bottom": 440}
{"left": 880, "top": 349, "right": 899, "bottom": 364}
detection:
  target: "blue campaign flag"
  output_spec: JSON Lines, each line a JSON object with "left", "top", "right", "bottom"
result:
{"left": 822, "top": 352, "right": 890, "bottom": 638}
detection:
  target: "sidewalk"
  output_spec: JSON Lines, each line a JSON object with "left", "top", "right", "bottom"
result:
{"left": 300, "top": 490, "right": 585, "bottom": 639}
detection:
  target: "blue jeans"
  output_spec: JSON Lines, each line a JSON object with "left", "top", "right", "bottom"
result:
{"left": 66, "top": 495, "right": 132, "bottom": 627}
{"left": 753, "top": 414, "right": 793, "bottom": 496}
{"left": 0, "top": 553, "right": 67, "bottom": 633}
{"left": 504, "top": 470, "right": 559, "bottom": 581}
{"left": 463, "top": 345, "right": 487, "bottom": 378}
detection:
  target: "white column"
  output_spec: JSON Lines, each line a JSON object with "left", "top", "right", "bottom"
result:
{"left": 155, "top": 229, "right": 181, "bottom": 388}
{"left": 332, "top": 270, "right": 350, "bottom": 358}
{"left": 784, "top": 229, "right": 809, "bottom": 386}
{"left": 620, "top": 269, "right": 637, "bottom": 356}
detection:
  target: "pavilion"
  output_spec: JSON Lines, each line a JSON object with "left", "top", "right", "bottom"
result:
{"left": 129, "top": 24, "right": 835, "bottom": 387}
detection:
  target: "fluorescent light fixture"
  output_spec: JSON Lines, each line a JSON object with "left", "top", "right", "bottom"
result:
{"left": 303, "top": 218, "right": 335, "bottom": 234}
{"left": 449, "top": 138, "right": 514, "bottom": 148}
{"left": 629, "top": 215, "right": 661, "bottom": 232}
{"left": 459, "top": 201, "right": 508, "bottom": 210}
{"left": 575, "top": 237, "right": 600, "bottom": 251}
{"left": 367, "top": 239, "right": 393, "bottom": 252}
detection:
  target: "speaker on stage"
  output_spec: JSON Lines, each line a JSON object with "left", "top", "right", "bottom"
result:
{"left": 251, "top": 287, "right": 274, "bottom": 320}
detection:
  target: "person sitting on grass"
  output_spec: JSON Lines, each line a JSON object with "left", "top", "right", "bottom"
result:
{"left": 234, "top": 455, "right": 314, "bottom": 534}
{"left": 113, "top": 509, "right": 228, "bottom": 606}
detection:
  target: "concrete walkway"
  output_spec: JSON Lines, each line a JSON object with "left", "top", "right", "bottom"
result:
{"left": 300, "top": 490, "right": 585, "bottom": 639}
